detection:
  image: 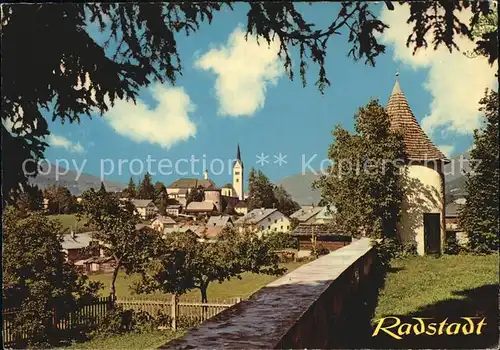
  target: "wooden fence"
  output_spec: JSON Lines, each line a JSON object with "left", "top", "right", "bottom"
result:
{"left": 116, "top": 296, "right": 240, "bottom": 330}
{"left": 2, "top": 296, "right": 239, "bottom": 347}
{"left": 2, "top": 296, "right": 113, "bottom": 348}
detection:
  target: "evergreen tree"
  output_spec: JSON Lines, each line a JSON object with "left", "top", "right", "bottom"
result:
{"left": 43, "top": 185, "right": 76, "bottom": 215}
{"left": 124, "top": 177, "right": 136, "bottom": 199}
{"left": 98, "top": 181, "right": 107, "bottom": 194}
{"left": 247, "top": 169, "right": 276, "bottom": 210}
{"left": 136, "top": 173, "right": 155, "bottom": 200}
{"left": 459, "top": 89, "right": 499, "bottom": 253}
{"left": 273, "top": 185, "right": 301, "bottom": 217}
{"left": 187, "top": 186, "right": 204, "bottom": 204}
{"left": 313, "top": 99, "right": 406, "bottom": 239}
{"left": 154, "top": 181, "right": 167, "bottom": 203}
{"left": 15, "top": 184, "right": 43, "bottom": 212}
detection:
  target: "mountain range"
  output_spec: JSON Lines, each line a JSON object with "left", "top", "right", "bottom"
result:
{"left": 278, "top": 152, "right": 471, "bottom": 205}
{"left": 30, "top": 164, "right": 126, "bottom": 195}
{"left": 30, "top": 152, "right": 470, "bottom": 201}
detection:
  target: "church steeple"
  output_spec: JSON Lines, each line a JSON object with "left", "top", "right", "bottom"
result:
{"left": 232, "top": 143, "right": 244, "bottom": 200}
{"left": 236, "top": 143, "right": 242, "bottom": 162}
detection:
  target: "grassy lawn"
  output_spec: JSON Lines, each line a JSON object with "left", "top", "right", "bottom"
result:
{"left": 372, "top": 254, "right": 499, "bottom": 348}
{"left": 49, "top": 214, "right": 89, "bottom": 232}
{"left": 90, "top": 261, "right": 305, "bottom": 302}
{"left": 62, "top": 330, "right": 184, "bottom": 349}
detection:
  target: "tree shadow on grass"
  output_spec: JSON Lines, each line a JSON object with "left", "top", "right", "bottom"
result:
{"left": 368, "top": 284, "right": 499, "bottom": 349}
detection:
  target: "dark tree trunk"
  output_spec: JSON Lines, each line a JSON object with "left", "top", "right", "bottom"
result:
{"left": 110, "top": 259, "right": 121, "bottom": 299}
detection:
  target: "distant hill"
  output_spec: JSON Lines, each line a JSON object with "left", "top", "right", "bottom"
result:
{"left": 30, "top": 164, "right": 126, "bottom": 195}
{"left": 278, "top": 172, "right": 321, "bottom": 205}
{"left": 279, "top": 152, "right": 470, "bottom": 205}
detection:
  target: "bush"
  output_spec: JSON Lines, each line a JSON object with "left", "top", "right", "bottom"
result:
{"left": 372, "top": 238, "right": 417, "bottom": 269}
{"left": 2, "top": 208, "right": 101, "bottom": 348}
{"left": 262, "top": 231, "right": 297, "bottom": 250}
{"left": 316, "top": 243, "right": 330, "bottom": 256}
{"left": 92, "top": 306, "right": 156, "bottom": 338}
{"left": 445, "top": 232, "right": 461, "bottom": 255}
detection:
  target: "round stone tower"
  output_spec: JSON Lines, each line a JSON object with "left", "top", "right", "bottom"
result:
{"left": 386, "top": 75, "right": 449, "bottom": 256}
{"left": 204, "top": 189, "right": 222, "bottom": 213}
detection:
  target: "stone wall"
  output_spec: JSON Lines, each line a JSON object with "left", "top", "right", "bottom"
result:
{"left": 162, "top": 238, "right": 376, "bottom": 349}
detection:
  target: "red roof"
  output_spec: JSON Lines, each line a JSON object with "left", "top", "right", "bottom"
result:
{"left": 386, "top": 79, "right": 448, "bottom": 162}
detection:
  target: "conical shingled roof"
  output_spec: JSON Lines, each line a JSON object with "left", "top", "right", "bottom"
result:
{"left": 386, "top": 78, "right": 448, "bottom": 162}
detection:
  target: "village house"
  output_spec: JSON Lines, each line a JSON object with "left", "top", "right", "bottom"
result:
{"left": 165, "top": 204, "right": 183, "bottom": 217}
{"left": 445, "top": 202, "right": 468, "bottom": 246}
{"left": 234, "top": 201, "right": 248, "bottom": 215}
{"left": 151, "top": 215, "right": 177, "bottom": 232}
{"left": 314, "top": 206, "right": 335, "bottom": 224}
{"left": 207, "top": 214, "right": 233, "bottom": 228}
{"left": 131, "top": 199, "right": 157, "bottom": 219}
{"left": 387, "top": 75, "right": 449, "bottom": 255}
{"left": 76, "top": 256, "right": 115, "bottom": 275}
{"left": 291, "top": 224, "right": 352, "bottom": 258}
{"left": 235, "top": 208, "right": 291, "bottom": 236}
{"left": 185, "top": 201, "right": 216, "bottom": 216}
{"left": 62, "top": 231, "right": 99, "bottom": 263}
{"left": 290, "top": 206, "right": 324, "bottom": 223}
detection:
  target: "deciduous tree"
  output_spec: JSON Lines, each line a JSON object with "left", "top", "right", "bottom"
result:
{"left": 2, "top": 208, "right": 101, "bottom": 347}
{"left": 313, "top": 99, "right": 406, "bottom": 239}
{"left": 459, "top": 89, "right": 499, "bottom": 253}
{"left": 79, "top": 189, "right": 160, "bottom": 298}
{"left": 15, "top": 184, "right": 44, "bottom": 212}
{"left": 135, "top": 227, "right": 285, "bottom": 303}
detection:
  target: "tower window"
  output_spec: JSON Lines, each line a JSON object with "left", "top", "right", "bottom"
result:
{"left": 236, "top": 179, "right": 239, "bottom": 182}
{"left": 235, "top": 171, "right": 240, "bottom": 175}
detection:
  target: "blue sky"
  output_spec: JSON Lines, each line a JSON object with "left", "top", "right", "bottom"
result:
{"left": 42, "top": 3, "right": 497, "bottom": 189}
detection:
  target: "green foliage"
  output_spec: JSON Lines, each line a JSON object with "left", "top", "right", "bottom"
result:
{"left": 15, "top": 184, "right": 44, "bottom": 212}
{"left": 135, "top": 227, "right": 285, "bottom": 303}
{"left": 444, "top": 233, "right": 465, "bottom": 255}
{"left": 43, "top": 184, "right": 77, "bottom": 215}
{"left": 273, "top": 184, "right": 301, "bottom": 216}
{"left": 98, "top": 182, "right": 107, "bottom": 194}
{"left": 261, "top": 231, "right": 297, "bottom": 250}
{"left": 247, "top": 169, "right": 300, "bottom": 215}
{"left": 313, "top": 99, "right": 406, "bottom": 240}
{"left": 460, "top": 89, "right": 499, "bottom": 253}
{"left": 2, "top": 208, "right": 102, "bottom": 347}
{"left": 92, "top": 306, "right": 156, "bottom": 339}
{"left": 465, "top": 8, "right": 498, "bottom": 64}
{"left": 372, "top": 238, "right": 417, "bottom": 270}
{"left": 80, "top": 189, "right": 161, "bottom": 298}
{"left": 136, "top": 173, "right": 155, "bottom": 200}
{"left": 247, "top": 168, "right": 275, "bottom": 210}
{"left": 186, "top": 185, "right": 205, "bottom": 204}
{"left": 123, "top": 177, "right": 137, "bottom": 199}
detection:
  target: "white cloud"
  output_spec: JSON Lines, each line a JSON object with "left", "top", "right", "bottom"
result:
{"left": 47, "top": 134, "right": 85, "bottom": 154}
{"left": 379, "top": 4, "right": 497, "bottom": 135}
{"left": 104, "top": 84, "right": 196, "bottom": 149}
{"left": 194, "top": 26, "right": 284, "bottom": 117}
{"left": 437, "top": 144, "right": 455, "bottom": 158}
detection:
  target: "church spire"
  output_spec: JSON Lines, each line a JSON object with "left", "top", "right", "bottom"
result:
{"left": 236, "top": 143, "right": 241, "bottom": 161}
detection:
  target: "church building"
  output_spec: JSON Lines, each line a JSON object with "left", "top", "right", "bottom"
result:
{"left": 387, "top": 74, "right": 449, "bottom": 256}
